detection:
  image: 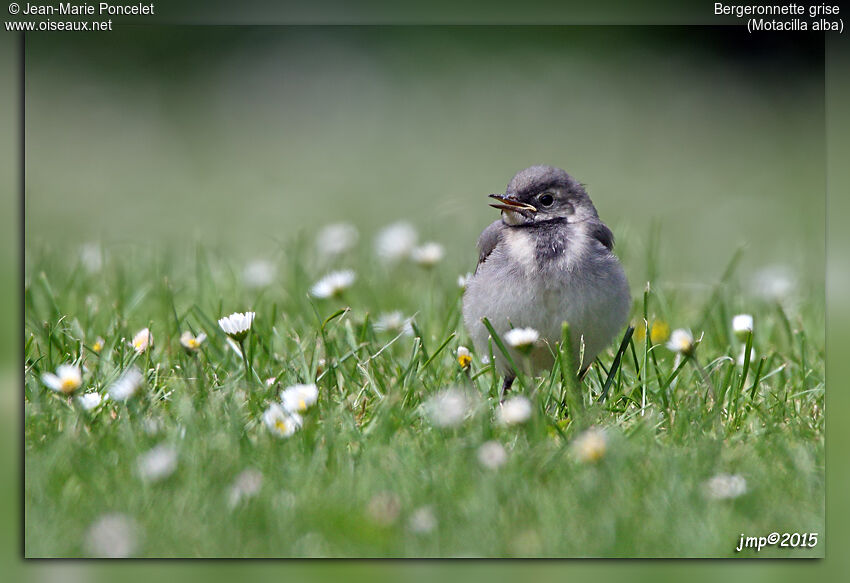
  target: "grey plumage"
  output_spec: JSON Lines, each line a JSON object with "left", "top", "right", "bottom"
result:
{"left": 462, "top": 165, "right": 630, "bottom": 390}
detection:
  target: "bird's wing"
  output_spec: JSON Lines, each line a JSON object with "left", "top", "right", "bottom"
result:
{"left": 587, "top": 220, "right": 615, "bottom": 251}
{"left": 475, "top": 220, "right": 504, "bottom": 273}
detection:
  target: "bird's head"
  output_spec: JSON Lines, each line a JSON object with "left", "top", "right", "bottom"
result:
{"left": 489, "top": 165, "right": 598, "bottom": 227}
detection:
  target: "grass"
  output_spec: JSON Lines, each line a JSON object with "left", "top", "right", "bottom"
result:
{"left": 23, "top": 233, "right": 824, "bottom": 558}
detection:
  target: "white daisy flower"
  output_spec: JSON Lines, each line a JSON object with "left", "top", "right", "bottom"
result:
{"left": 228, "top": 468, "right": 264, "bottom": 508}
{"left": 281, "top": 383, "right": 319, "bottom": 413}
{"left": 137, "top": 444, "right": 178, "bottom": 482}
{"left": 751, "top": 265, "right": 797, "bottom": 301}
{"left": 142, "top": 417, "right": 163, "bottom": 436}
{"left": 242, "top": 259, "right": 276, "bottom": 288}
{"left": 84, "top": 513, "right": 139, "bottom": 558}
{"left": 407, "top": 506, "right": 438, "bottom": 534}
{"left": 374, "top": 221, "right": 418, "bottom": 263}
{"left": 703, "top": 473, "right": 747, "bottom": 500}
{"left": 571, "top": 426, "right": 608, "bottom": 463}
{"left": 310, "top": 270, "right": 356, "bottom": 299}
{"left": 457, "top": 272, "right": 472, "bottom": 289}
{"left": 77, "top": 391, "right": 103, "bottom": 411}
{"left": 411, "top": 242, "right": 445, "bottom": 267}
{"left": 41, "top": 364, "right": 82, "bottom": 394}
{"left": 218, "top": 311, "right": 255, "bottom": 342}
{"left": 477, "top": 440, "right": 508, "bottom": 470}
{"left": 666, "top": 328, "right": 695, "bottom": 356}
{"left": 179, "top": 331, "right": 207, "bottom": 352}
{"left": 456, "top": 345, "right": 472, "bottom": 369}
{"left": 737, "top": 345, "right": 757, "bottom": 367}
{"left": 732, "top": 314, "right": 754, "bottom": 342}
{"left": 366, "top": 491, "right": 401, "bottom": 526}
{"left": 108, "top": 367, "right": 143, "bottom": 401}
{"left": 131, "top": 328, "right": 153, "bottom": 354}
{"left": 497, "top": 395, "right": 533, "bottom": 425}
{"left": 423, "top": 387, "right": 470, "bottom": 428}
{"left": 262, "top": 403, "right": 303, "bottom": 438}
{"left": 91, "top": 336, "right": 105, "bottom": 354}
{"left": 79, "top": 242, "right": 103, "bottom": 273}
{"left": 504, "top": 327, "right": 540, "bottom": 350}
{"left": 316, "top": 222, "right": 359, "bottom": 256}
{"left": 374, "top": 311, "right": 414, "bottom": 335}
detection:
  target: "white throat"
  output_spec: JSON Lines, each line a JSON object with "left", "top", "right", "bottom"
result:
{"left": 501, "top": 210, "right": 529, "bottom": 226}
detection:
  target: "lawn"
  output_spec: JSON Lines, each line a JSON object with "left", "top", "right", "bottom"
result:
{"left": 23, "top": 230, "right": 824, "bottom": 557}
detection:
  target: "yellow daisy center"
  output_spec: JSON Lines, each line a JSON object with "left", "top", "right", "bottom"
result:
{"left": 60, "top": 378, "right": 79, "bottom": 393}
{"left": 457, "top": 354, "right": 471, "bottom": 368}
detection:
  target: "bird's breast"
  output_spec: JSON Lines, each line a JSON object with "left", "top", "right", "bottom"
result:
{"left": 502, "top": 228, "right": 539, "bottom": 273}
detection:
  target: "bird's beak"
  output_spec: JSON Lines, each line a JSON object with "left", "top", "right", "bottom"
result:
{"left": 488, "top": 194, "right": 537, "bottom": 215}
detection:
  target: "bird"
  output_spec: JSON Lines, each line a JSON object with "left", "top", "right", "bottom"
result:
{"left": 462, "top": 165, "right": 631, "bottom": 396}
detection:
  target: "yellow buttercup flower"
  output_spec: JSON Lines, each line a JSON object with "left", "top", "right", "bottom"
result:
{"left": 634, "top": 319, "right": 670, "bottom": 344}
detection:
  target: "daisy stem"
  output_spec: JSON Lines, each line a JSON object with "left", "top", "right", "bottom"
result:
{"left": 239, "top": 339, "right": 253, "bottom": 385}
{"left": 690, "top": 354, "right": 720, "bottom": 422}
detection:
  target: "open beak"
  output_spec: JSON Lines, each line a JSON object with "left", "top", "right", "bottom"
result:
{"left": 488, "top": 194, "right": 537, "bottom": 215}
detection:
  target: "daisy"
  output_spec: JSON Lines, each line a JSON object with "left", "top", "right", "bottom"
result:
{"left": 228, "top": 468, "right": 264, "bottom": 508}
{"left": 131, "top": 328, "right": 153, "bottom": 354}
{"left": 310, "top": 270, "right": 356, "bottom": 299}
{"left": 407, "top": 506, "right": 438, "bottom": 534}
{"left": 423, "top": 388, "right": 470, "bottom": 428}
{"left": 41, "top": 364, "right": 82, "bottom": 394}
{"left": 456, "top": 345, "right": 472, "bottom": 369}
{"left": 77, "top": 392, "right": 103, "bottom": 411}
{"left": 316, "top": 222, "right": 359, "bottom": 256}
{"left": 366, "top": 491, "right": 401, "bottom": 526}
{"left": 84, "top": 513, "right": 139, "bottom": 558}
{"left": 179, "top": 331, "right": 207, "bottom": 352}
{"left": 732, "top": 314, "right": 754, "bottom": 342}
{"left": 571, "top": 426, "right": 608, "bottom": 463}
{"left": 751, "top": 265, "right": 796, "bottom": 301}
{"left": 374, "top": 311, "right": 414, "bottom": 335}
{"left": 703, "top": 473, "right": 747, "bottom": 500}
{"left": 218, "top": 311, "right": 255, "bottom": 342}
{"left": 91, "top": 336, "right": 105, "bottom": 354}
{"left": 477, "top": 440, "right": 508, "bottom": 470}
{"left": 497, "top": 395, "right": 533, "bottom": 425}
{"left": 262, "top": 403, "right": 303, "bottom": 438}
{"left": 108, "top": 367, "right": 143, "bottom": 402}
{"left": 666, "top": 328, "right": 695, "bottom": 356}
{"left": 504, "top": 327, "right": 540, "bottom": 351}
{"left": 737, "top": 345, "right": 757, "bottom": 367}
{"left": 242, "top": 259, "right": 276, "bottom": 288}
{"left": 137, "top": 444, "right": 178, "bottom": 482}
{"left": 457, "top": 272, "right": 472, "bottom": 289}
{"left": 411, "top": 242, "right": 444, "bottom": 267}
{"left": 374, "top": 221, "right": 417, "bottom": 263}
{"left": 79, "top": 242, "right": 103, "bottom": 273}
{"left": 281, "top": 383, "right": 319, "bottom": 413}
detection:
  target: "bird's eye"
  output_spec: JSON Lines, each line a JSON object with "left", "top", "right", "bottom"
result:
{"left": 538, "top": 193, "right": 555, "bottom": 207}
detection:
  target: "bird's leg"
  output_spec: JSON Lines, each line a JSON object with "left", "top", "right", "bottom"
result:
{"left": 500, "top": 375, "right": 515, "bottom": 402}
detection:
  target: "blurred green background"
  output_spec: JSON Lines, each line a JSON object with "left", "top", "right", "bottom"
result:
{"left": 7, "top": 19, "right": 844, "bottom": 579}
{"left": 25, "top": 27, "right": 823, "bottom": 286}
